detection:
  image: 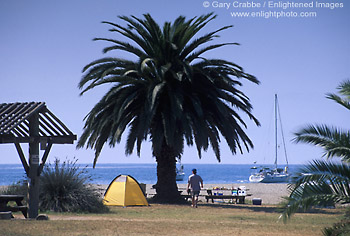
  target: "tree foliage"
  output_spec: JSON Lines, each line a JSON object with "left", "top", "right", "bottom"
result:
{"left": 281, "top": 160, "right": 350, "bottom": 222}
{"left": 326, "top": 80, "right": 350, "bottom": 110}
{"left": 282, "top": 80, "right": 350, "bottom": 225}
{"left": 77, "top": 13, "right": 260, "bottom": 167}
{"left": 294, "top": 125, "right": 350, "bottom": 162}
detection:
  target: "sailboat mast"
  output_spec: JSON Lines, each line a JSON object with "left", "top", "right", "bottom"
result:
{"left": 274, "top": 94, "right": 278, "bottom": 168}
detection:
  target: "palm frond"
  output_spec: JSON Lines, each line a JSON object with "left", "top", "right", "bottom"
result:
{"left": 186, "top": 42, "right": 238, "bottom": 62}
{"left": 294, "top": 124, "right": 350, "bottom": 162}
{"left": 281, "top": 160, "right": 350, "bottom": 221}
{"left": 180, "top": 25, "right": 233, "bottom": 60}
{"left": 94, "top": 37, "right": 145, "bottom": 58}
{"left": 326, "top": 79, "right": 350, "bottom": 110}
{"left": 326, "top": 93, "right": 350, "bottom": 110}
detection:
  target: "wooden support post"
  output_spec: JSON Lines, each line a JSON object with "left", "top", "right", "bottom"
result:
{"left": 28, "top": 113, "right": 40, "bottom": 219}
{"left": 38, "top": 142, "right": 52, "bottom": 176}
{"left": 14, "top": 143, "right": 29, "bottom": 176}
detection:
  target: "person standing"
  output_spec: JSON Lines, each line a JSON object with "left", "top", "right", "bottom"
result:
{"left": 187, "top": 168, "right": 203, "bottom": 208}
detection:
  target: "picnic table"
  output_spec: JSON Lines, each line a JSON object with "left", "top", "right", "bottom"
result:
{"left": 205, "top": 190, "right": 252, "bottom": 204}
{"left": 179, "top": 188, "right": 252, "bottom": 204}
{"left": 0, "top": 195, "right": 28, "bottom": 218}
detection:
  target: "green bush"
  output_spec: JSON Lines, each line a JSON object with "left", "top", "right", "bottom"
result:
{"left": 39, "top": 158, "right": 109, "bottom": 213}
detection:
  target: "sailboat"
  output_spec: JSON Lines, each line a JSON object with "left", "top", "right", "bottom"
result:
{"left": 249, "top": 94, "right": 290, "bottom": 183}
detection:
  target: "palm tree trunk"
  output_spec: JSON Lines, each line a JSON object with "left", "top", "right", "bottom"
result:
{"left": 153, "top": 143, "right": 185, "bottom": 203}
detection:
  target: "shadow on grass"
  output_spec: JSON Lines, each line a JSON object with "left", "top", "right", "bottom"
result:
{"left": 147, "top": 196, "right": 188, "bottom": 205}
{"left": 196, "top": 202, "right": 341, "bottom": 215}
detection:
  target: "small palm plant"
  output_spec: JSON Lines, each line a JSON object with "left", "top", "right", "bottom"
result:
{"left": 282, "top": 159, "right": 350, "bottom": 221}
{"left": 39, "top": 158, "right": 108, "bottom": 213}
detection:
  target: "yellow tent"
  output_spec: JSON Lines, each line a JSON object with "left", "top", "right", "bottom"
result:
{"left": 103, "top": 175, "right": 149, "bottom": 206}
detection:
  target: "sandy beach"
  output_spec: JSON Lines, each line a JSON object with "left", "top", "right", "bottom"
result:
{"left": 180, "top": 183, "right": 289, "bottom": 205}
{"left": 175, "top": 183, "right": 288, "bottom": 205}
{"left": 98, "top": 183, "right": 290, "bottom": 205}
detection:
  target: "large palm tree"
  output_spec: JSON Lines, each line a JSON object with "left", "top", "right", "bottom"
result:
{"left": 282, "top": 80, "right": 350, "bottom": 221}
{"left": 77, "top": 13, "right": 260, "bottom": 202}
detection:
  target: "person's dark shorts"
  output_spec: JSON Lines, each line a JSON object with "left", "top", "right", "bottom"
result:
{"left": 191, "top": 190, "right": 200, "bottom": 197}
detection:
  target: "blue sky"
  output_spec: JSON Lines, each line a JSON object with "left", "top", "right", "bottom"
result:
{"left": 0, "top": 0, "right": 349, "bottom": 166}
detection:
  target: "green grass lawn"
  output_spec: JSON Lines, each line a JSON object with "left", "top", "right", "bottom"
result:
{"left": 0, "top": 203, "right": 344, "bottom": 236}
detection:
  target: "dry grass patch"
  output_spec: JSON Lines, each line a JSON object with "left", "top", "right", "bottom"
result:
{"left": 0, "top": 203, "right": 343, "bottom": 236}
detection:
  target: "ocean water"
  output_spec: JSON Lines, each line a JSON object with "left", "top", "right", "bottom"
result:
{"left": 0, "top": 163, "right": 304, "bottom": 186}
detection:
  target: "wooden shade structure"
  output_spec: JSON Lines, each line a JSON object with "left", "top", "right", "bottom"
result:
{"left": 0, "top": 102, "right": 76, "bottom": 218}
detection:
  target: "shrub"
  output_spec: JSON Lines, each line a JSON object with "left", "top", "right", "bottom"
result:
{"left": 39, "top": 158, "right": 109, "bottom": 213}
